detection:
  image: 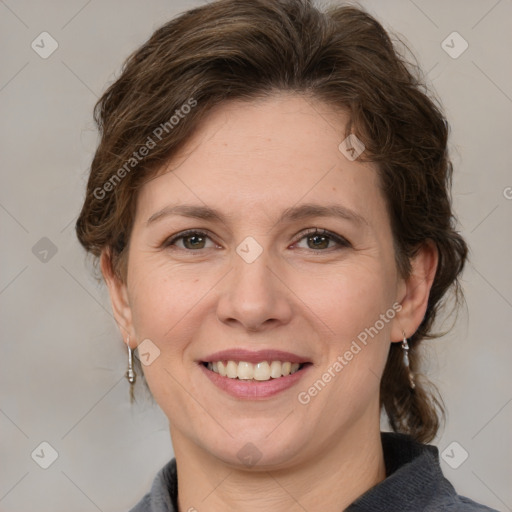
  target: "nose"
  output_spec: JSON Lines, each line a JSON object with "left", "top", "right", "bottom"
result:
{"left": 215, "top": 249, "right": 293, "bottom": 333}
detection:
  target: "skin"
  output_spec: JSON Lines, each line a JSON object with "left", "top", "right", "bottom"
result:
{"left": 102, "top": 93, "right": 437, "bottom": 511}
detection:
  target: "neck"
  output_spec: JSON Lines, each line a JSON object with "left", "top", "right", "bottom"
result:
{"left": 172, "top": 423, "right": 386, "bottom": 512}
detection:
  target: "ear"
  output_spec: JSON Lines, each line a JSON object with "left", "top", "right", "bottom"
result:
{"left": 100, "top": 249, "right": 136, "bottom": 346}
{"left": 390, "top": 240, "right": 438, "bottom": 342}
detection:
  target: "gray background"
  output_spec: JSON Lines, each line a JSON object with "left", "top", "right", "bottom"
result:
{"left": 1, "top": 0, "right": 511, "bottom": 510}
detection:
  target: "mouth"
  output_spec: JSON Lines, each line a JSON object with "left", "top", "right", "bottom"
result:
{"left": 202, "top": 360, "right": 307, "bottom": 381}
{"left": 198, "top": 349, "right": 312, "bottom": 399}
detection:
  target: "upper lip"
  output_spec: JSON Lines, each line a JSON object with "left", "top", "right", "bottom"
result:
{"left": 201, "top": 349, "right": 310, "bottom": 364}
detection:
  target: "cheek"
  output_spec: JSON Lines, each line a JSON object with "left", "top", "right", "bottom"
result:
{"left": 127, "top": 255, "right": 204, "bottom": 338}
{"left": 293, "top": 256, "right": 396, "bottom": 339}
{"left": 292, "top": 257, "right": 396, "bottom": 408}
{"left": 297, "top": 263, "right": 395, "bottom": 420}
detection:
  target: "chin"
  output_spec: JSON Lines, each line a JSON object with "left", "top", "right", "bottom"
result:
{"left": 198, "top": 424, "right": 311, "bottom": 471}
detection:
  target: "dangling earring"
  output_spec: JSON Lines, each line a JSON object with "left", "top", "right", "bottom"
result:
{"left": 401, "top": 332, "right": 416, "bottom": 390}
{"left": 125, "top": 337, "right": 136, "bottom": 402}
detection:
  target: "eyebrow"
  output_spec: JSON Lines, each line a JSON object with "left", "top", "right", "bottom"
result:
{"left": 146, "top": 202, "right": 368, "bottom": 227}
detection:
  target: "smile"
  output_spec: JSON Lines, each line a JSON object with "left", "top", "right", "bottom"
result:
{"left": 199, "top": 349, "right": 311, "bottom": 399}
{"left": 204, "top": 360, "right": 303, "bottom": 381}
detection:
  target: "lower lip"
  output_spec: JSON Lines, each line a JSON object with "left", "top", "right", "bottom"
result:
{"left": 199, "top": 363, "right": 310, "bottom": 399}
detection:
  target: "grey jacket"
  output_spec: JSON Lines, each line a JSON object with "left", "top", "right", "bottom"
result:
{"left": 129, "top": 433, "right": 499, "bottom": 511}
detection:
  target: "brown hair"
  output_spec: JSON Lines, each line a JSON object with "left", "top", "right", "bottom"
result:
{"left": 76, "top": 0, "right": 467, "bottom": 443}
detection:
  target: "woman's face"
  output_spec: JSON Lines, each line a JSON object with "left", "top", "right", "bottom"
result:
{"left": 108, "top": 94, "right": 419, "bottom": 469}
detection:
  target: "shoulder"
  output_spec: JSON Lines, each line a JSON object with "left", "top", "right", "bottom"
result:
{"left": 444, "top": 495, "right": 501, "bottom": 511}
{"left": 129, "top": 494, "right": 151, "bottom": 512}
{"left": 128, "top": 459, "right": 177, "bottom": 512}
{"left": 347, "top": 433, "right": 499, "bottom": 512}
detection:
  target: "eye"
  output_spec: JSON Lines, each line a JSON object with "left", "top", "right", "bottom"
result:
{"left": 161, "top": 228, "right": 350, "bottom": 252}
{"left": 163, "top": 230, "right": 218, "bottom": 250}
{"left": 293, "top": 228, "right": 351, "bottom": 251}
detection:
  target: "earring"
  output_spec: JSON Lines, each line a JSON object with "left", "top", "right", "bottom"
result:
{"left": 125, "top": 337, "right": 136, "bottom": 402}
{"left": 401, "top": 332, "right": 416, "bottom": 390}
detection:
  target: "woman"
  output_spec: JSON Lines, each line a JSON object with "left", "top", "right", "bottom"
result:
{"left": 75, "top": 0, "right": 498, "bottom": 510}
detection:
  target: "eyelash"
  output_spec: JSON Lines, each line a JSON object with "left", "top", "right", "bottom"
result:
{"left": 162, "top": 228, "right": 351, "bottom": 252}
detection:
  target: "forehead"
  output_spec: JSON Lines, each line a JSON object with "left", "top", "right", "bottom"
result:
{"left": 136, "top": 94, "right": 386, "bottom": 227}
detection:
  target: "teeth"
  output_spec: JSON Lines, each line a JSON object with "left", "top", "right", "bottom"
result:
{"left": 270, "top": 361, "right": 282, "bottom": 378}
{"left": 237, "top": 361, "right": 253, "bottom": 380}
{"left": 253, "top": 362, "right": 270, "bottom": 381}
{"left": 206, "top": 360, "right": 303, "bottom": 381}
{"left": 226, "top": 360, "right": 238, "bottom": 378}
